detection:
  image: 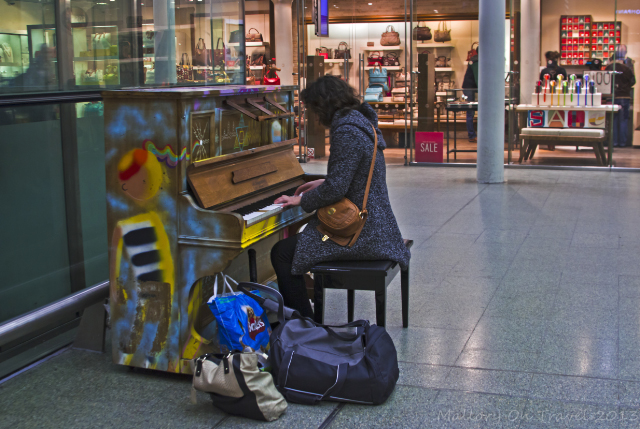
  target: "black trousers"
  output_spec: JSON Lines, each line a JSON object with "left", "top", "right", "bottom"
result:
{"left": 270, "top": 235, "right": 314, "bottom": 318}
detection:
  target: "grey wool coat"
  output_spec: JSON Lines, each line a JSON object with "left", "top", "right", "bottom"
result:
{"left": 291, "top": 103, "right": 410, "bottom": 275}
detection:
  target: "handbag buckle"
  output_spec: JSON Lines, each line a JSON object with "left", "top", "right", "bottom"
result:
{"left": 322, "top": 235, "right": 330, "bottom": 242}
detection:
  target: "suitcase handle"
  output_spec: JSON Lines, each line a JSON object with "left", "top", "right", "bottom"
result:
{"left": 238, "top": 282, "right": 289, "bottom": 324}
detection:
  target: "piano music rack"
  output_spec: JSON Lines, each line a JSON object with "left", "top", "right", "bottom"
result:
{"left": 225, "top": 96, "right": 295, "bottom": 122}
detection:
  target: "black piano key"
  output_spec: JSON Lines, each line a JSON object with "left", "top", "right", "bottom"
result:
{"left": 235, "top": 186, "right": 298, "bottom": 216}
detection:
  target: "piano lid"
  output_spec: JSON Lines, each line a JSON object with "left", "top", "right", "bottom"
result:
{"left": 187, "top": 139, "right": 305, "bottom": 209}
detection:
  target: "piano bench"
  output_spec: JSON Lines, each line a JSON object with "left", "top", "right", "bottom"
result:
{"left": 310, "top": 239, "right": 413, "bottom": 328}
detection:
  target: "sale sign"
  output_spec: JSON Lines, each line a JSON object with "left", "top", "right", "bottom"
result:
{"left": 415, "top": 132, "right": 444, "bottom": 163}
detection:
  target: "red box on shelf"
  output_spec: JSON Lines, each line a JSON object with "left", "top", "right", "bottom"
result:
{"left": 604, "top": 38, "right": 609, "bottom": 43}
{"left": 592, "top": 38, "right": 598, "bottom": 43}
{"left": 562, "top": 52, "right": 567, "bottom": 58}
{"left": 609, "top": 45, "right": 615, "bottom": 50}
{"left": 579, "top": 24, "right": 584, "bottom": 30}
{"left": 616, "top": 38, "right": 621, "bottom": 44}
{"left": 603, "top": 51, "right": 609, "bottom": 57}
{"left": 579, "top": 59, "right": 584, "bottom": 65}
{"left": 573, "top": 18, "right": 579, "bottom": 23}
{"left": 579, "top": 38, "right": 584, "bottom": 43}
{"left": 616, "top": 31, "right": 620, "bottom": 36}
{"left": 585, "top": 17, "right": 590, "bottom": 22}
{"left": 579, "top": 52, "right": 584, "bottom": 58}
{"left": 603, "top": 24, "right": 609, "bottom": 29}
{"left": 562, "top": 18, "right": 568, "bottom": 23}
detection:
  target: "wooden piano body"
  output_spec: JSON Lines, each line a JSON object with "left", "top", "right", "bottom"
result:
{"left": 103, "top": 85, "right": 320, "bottom": 373}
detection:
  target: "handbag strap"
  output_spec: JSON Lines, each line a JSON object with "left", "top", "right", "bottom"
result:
{"left": 361, "top": 124, "right": 378, "bottom": 213}
{"left": 338, "top": 41, "right": 349, "bottom": 50}
{"left": 471, "top": 41, "right": 479, "bottom": 50}
{"left": 216, "top": 38, "right": 225, "bottom": 49}
{"left": 197, "top": 38, "right": 205, "bottom": 49}
{"left": 385, "top": 52, "right": 397, "bottom": 59}
{"left": 370, "top": 51, "right": 380, "bottom": 58}
{"left": 248, "top": 28, "right": 260, "bottom": 34}
{"left": 385, "top": 25, "right": 395, "bottom": 32}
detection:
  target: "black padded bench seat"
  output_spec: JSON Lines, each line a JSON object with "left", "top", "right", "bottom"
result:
{"left": 310, "top": 239, "right": 413, "bottom": 328}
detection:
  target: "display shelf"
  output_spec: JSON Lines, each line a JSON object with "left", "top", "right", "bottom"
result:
{"left": 0, "top": 63, "right": 23, "bottom": 67}
{"left": 323, "top": 59, "right": 353, "bottom": 64}
{"left": 361, "top": 46, "right": 403, "bottom": 51}
{"left": 416, "top": 43, "right": 455, "bottom": 48}
{"left": 228, "top": 42, "right": 269, "bottom": 47}
{"left": 74, "top": 56, "right": 118, "bottom": 61}
{"left": 435, "top": 67, "right": 454, "bottom": 72}
{"left": 365, "top": 65, "right": 401, "bottom": 70}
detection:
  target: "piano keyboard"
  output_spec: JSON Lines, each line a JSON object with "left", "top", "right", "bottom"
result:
{"left": 235, "top": 185, "right": 299, "bottom": 226}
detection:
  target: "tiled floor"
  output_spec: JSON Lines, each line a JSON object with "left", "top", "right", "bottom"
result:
{"left": 3, "top": 165, "right": 640, "bottom": 428}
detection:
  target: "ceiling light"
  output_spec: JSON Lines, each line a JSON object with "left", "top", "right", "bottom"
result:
{"left": 434, "top": 9, "right": 438, "bottom": 12}
{"left": 368, "top": 2, "right": 372, "bottom": 4}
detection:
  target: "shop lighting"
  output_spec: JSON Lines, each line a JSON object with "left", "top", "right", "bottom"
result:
{"left": 368, "top": 3, "right": 372, "bottom": 5}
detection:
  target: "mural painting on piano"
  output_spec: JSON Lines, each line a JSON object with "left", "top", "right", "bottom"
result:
{"left": 109, "top": 148, "right": 180, "bottom": 371}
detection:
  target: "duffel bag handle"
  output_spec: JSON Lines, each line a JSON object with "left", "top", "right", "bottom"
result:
{"left": 277, "top": 350, "right": 349, "bottom": 404}
{"left": 238, "top": 282, "right": 288, "bottom": 324}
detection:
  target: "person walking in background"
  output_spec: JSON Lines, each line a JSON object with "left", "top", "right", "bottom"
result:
{"left": 540, "top": 51, "right": 567, "bottom": 82}
{"left": 606, "top": 45, "right": 636, "bottom": 148}
{"left": 462, "top": 47, "right": 478, "bottom": 143}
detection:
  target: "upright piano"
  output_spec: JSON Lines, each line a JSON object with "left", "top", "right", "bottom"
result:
{"left": 103, "top": 85, "right": 321, "bottom": 373}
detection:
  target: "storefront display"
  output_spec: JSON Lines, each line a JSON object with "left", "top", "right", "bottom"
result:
{"left": 559, "top": 15, "right": 622, "bottom": 66}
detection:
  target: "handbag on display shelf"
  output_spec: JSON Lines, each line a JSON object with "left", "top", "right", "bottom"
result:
{"left": 382, "top": 52, "right": 400, "bottom": 67}
{"left": 334, "top": 42, "right": 351, "bottom": 60}
{"left": 391, "top": 87, "right": 406, "bottom": 103}
{"left": 364, "top": 86, "right": 384, "bottom": 102}
{"left": 394, "top": 69, "right": 409, "bottom": 88}
{"left": 435, "top": 56, "right": 447, "bottom": 67}
{"left": 413, "top": 22, "right": 432, "bottom": 41}
{"left": 380, "top": 25, "right": 401, "bottom": 46}
{"left": 193, "top": 38, "right": 210, "bottom": 66}
{"left": 262, "top": 67, "right": 281, "bottom": 85}
{"left": 441, "top": 75, "right": 452, "bottom": 91}
{"left": 1, "top": 43, "right": 13, "bottom": 63}
{"left": 213, "top": 38, "right": 229, "bottom": 67}
{"left": 178, "top": 53, "right": 192, "bottom": 81}
{"left": 367, "top": 51, "right": 383, "bottom": 66}
{"left": 246, "top": 28, "right": 264, "bottom": 42}
{"left": 315, "top": 46, "right": 331, "bottom": 59}
{"left": 251, "top": 52, "right": 265, "bottom": 66}
{"left": 368, "top": 64, "right": 388, "bottom": 80}
{"left": 229, "top": 29, "right": 243, "bottom": 43}
{"left": 434, "top": 21, "right": 452, "bottom": 42}
{"left": 466, "top": 41, "right": 478, "bottom": 61}
{"left": 367, "top": 42, "right": 375, "bottom": 47}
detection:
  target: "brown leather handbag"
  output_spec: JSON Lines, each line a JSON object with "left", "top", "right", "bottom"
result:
{"left": 316, "top": 125, "right": 378, "bottom": 247}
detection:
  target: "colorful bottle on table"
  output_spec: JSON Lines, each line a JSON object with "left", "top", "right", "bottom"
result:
{"left": 583, "top": 75, "right": 589, "bottom": 106}
{"left": 576, "top": 80, "right": 581, "bottom": 107}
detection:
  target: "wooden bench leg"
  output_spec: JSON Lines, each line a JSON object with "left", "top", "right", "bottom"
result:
{"left": 529, "top": 142, "right": 538, "bottom": 160}
{"left": 401, "top": 268, "right": 409, "bottom": 328}
{"left": 593, "top": 144, "right": 603, "bottom": 166}
{"left": 519, "top": 139, "right": 527, "bottom": 162}
{"left": 347, "top": 290, "right": 355, "bottom": 323}
{"left": 313, "top": 274, "right": 325, "bottom": 324}
{"left": 374, "top": 284, "right": 387, "bottom": 328}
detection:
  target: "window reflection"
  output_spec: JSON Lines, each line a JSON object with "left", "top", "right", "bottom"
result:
{"left": 0, "top": 0, "right": 244, "bottom": 93}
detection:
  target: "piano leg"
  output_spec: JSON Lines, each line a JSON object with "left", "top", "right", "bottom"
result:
{"left": 248, "top": 249, "right": 257, "bottom": 282}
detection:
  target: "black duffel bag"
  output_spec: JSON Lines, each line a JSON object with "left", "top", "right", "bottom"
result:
{"left": 238, "top": 282, "right": 399, "bottom": 406}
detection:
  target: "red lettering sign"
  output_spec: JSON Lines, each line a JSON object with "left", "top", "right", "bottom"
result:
{"left": 415, "top": 132, "right": 444, "bottom": 163}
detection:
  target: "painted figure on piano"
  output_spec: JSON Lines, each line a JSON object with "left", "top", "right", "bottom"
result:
{"left": 110, "top": 148, "right": 178, "bottom": 371}
{"left": 271, "top": 76, "right": 411, "bottom": 317}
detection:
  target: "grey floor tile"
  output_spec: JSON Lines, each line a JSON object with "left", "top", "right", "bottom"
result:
{"left": 545, "top": 319, "right": 618, "bottom": 341}
{"left": 434, "top": 276, "right": 500, "bottom": 307}
{"left": 571, "top": 233, "right": 621, "bottom": 249}
{"left": 397, "top": 362, "right": 451, "bottom": 389}
{"left": 448, "top": 260, "right": 513, "bottom": 280}
{"left": 537, "top": 334, "right": 618, "bottom": 378}
{"left": 463, "top": 317, "right": 546, "bottom": 353}
{"left": 424, "top": 233, "right": 482, "bottom": 248}
{"left": 220, "top": 401, "right": 337, "bottom": 428}
{"left": 529, "top": 373, "right": 619, "bottom": 406}
{"left": 443, "top": 367, "right": 532, "bottom": 396}
{"left": 619, "top": 357, "right": 640, "bottom": 382}
{"left": 394, "top": 326, "right": 471, "bottom": 365}
{"left": 456, "top": 350, "right": 540, "bottom": 372}
{"left": 483, "top": 294, "right": 557, "bottom": 321}
{"left": 327, "top": 385, "right": 439, "bottom": 428}
{"left": 475, "top": 230, "right": 529, "bottom": 245}
{"left": 618, "top": 381, "right": 640, "bottom": 407}
{"left": 427, "top": 390, "right": 527, "bottom": 429}
{"left": 520, "top": 399, "right": 622, "bottom": 428}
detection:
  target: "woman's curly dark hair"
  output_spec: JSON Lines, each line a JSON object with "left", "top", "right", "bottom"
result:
{"left": 300, "top": 76, "right": 362, "bottom": 127}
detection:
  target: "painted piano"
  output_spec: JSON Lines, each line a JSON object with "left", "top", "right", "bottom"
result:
{"left": 103, "top": 85, "right": 320, "bottom": 373}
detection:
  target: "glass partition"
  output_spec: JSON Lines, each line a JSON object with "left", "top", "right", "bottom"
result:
{"left": 0, "top": 0, "right": 245, "bottom": 94}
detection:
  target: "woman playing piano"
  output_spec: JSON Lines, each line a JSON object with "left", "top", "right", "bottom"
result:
{"left": 271, "top": 76, "right": 410, "bottom": 317}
